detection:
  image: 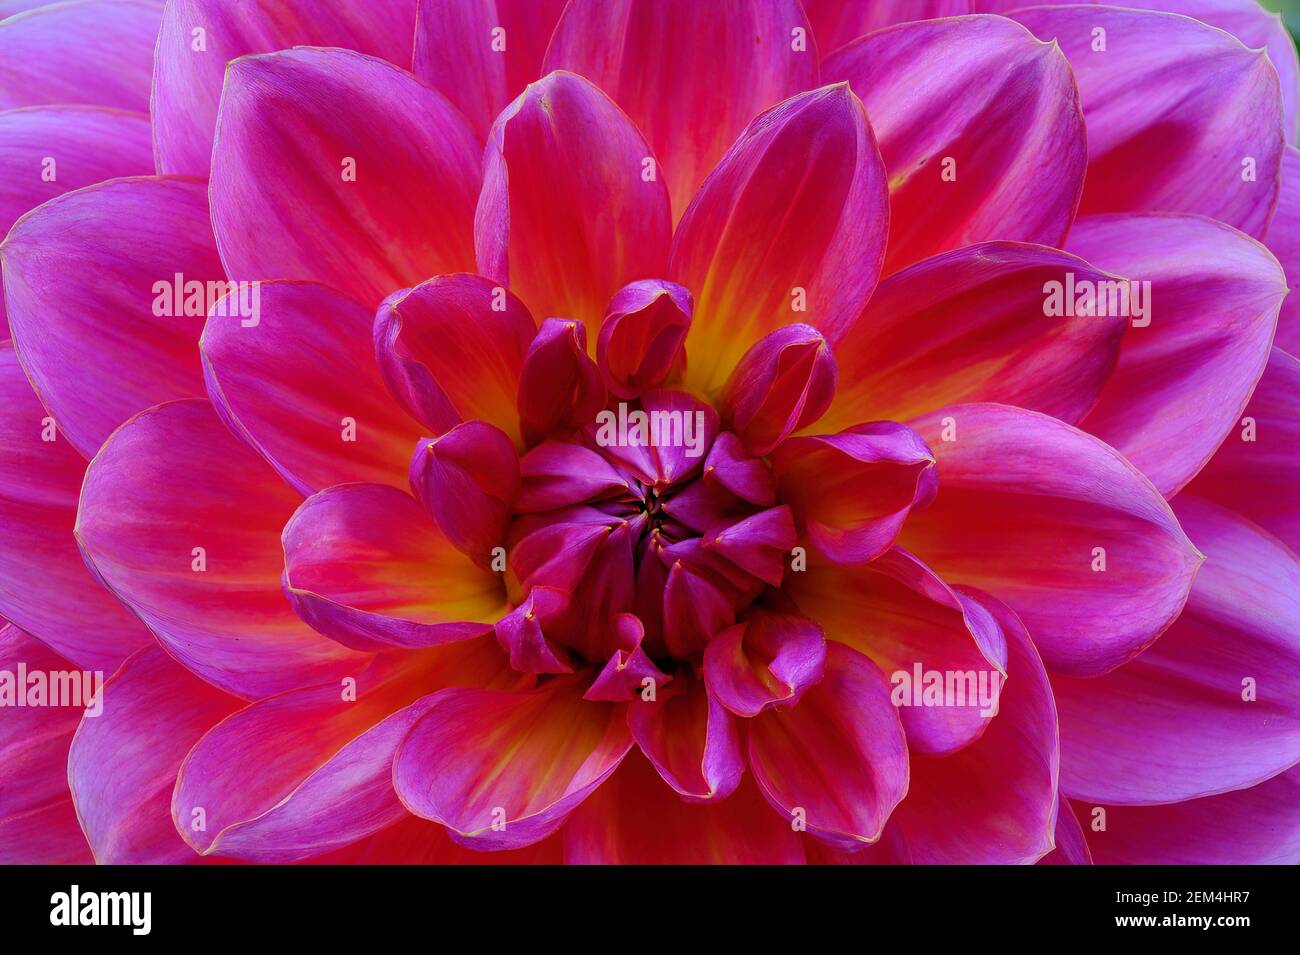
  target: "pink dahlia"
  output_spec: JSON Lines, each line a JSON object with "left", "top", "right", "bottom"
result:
{"left": 0, "top": 0, "right": 1298, "bottom": 867}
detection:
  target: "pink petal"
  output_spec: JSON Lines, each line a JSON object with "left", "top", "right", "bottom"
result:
{"left": 0, "top": 342, "right": 150, "bottom": 669}
{"left": 748, "top": 641, "right": 909, "bottom": 849}
{"left": 1267, "top": 147, "right": 1300, "bottom": 353}
{"left": 475, "top": 70, "right": 672, "bottom": 330}
{"left": 1053, "top": 496, "right": 1300, "bottom": 804}
{"left": 283, "top": 483, "right": 504, "bottom": 652}
{"left": 544, "top": 0, "right": 818, "bottom": 221}
{"left": 413, "top": 0, "right": 567, "bottom": 141}
{"left": 517, "top": 318, "right": 605, "bottom": 446}
{"left": 771, "top": 422, "right": 936, "bottom": 565}
{"left": 174, "top": 642, "right": 512, "bottom": 862}
{"left": 1076, "top": 767, "right": 1300, "bottom": 864}
{"left": 721, "top": 324, "right": 836, "bottom": 457}
{"left": 202, "top": 280, "right": 424, "bottom": 495}
{"left": 1185, "top": 348, "right": 1300, "bottom": 555}
{"left": 669, "top": 84, "right": 888, "bottom": 393}
{"left": 68, "top": 646, "right": 239, "bottom": 863}
{"left": 627, "top": 672, "right": 743, "bottom": 802}
{"left": 884, "top": 589, "right": 1059, "bottom": 864}
{"left": 823, "top": 242, "right": 1127, "bottom": 430}
{"left": 1038, "top": 793, "right": 1093, "bottom": 866}
{"left": 1071, "top": 214, "right": 1286, "bottom": 496}
{"left": 900, "top": 404, "right": 1202, "bottom": 677}
{"left": 824, "top": 15, "right": 1087, "bottom": 274}
{"left": 703, "top": 610, "right": 826, "bottom": 718}
{"left": 76, "top": 399, "right": 368, "bottom": 698}
{"left": 702, "top": 431, "right": 775, "bottom": 507}
{"left": 596, "top": 279, "right": 692, "bottom": 398}
{"left": 153, "top": 0, "right": 418, "bottom": 175}
{"left": 2, "top": 177, "right": 220, "bottom": 458}
{"left": 1013, "top": 5, "right": 1284, "bottom": 237}
{"left": 393, "top": 675, "right": 632, "bottom": 850}
{"left": 0, "top": 0, "right": 160, "bottom": 110}
{"left": 803, "top": 0, "right": 971, "bottom": 53}
{"left": 375, "top": 274, "right": 536, "bottom": 444}
{"left": 410, "top": 421, "right": 519, "bottom": 567}
{"left": 702, "top": 506, "right": 797, "bottom": 588}
{"left": 0, "top": 625, "right": 92, "bottom": 864}
{"left": 563, "top": 750, "right": 805, "bottom": 863}
{"left": 584, "top": 613, "right": 671, "bottom": 702}
{"left": 516, "top": 441, "right": 630, "bottom": 513}
{"left": 784, "top": 548, "right": 1007, "bottom": 757}
{"left": 211, "top": 48, "right": 479, "bottom": 307}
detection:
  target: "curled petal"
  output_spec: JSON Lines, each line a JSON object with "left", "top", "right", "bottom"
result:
{"left": 545, "top": 0, "right": 818, "bottom": 220}
{"left": 154, "top": 0, "right": 419, "bottom": 175}
{"left": 772, "top": 422, "right": 936, "bottom": 565}
{"left": 77, "top": 400, "right": 368, "bottom": 699}
{"left": 410, "top": 421, "right": 519, "bottom": 567}
{"left": 1054, "top": 497, "right": 1300, "bottom": 805}
{"left": 495, "top": 586, "right": 575, "bottom": 675}
{"left": 703, "top": 431, "right": 775, "bottom": 506}
{"left": 785, "top": 548, "right": 1007, "bottom": 756}
{"left": 596, "top": 279, "right": 692, "bottom": 398}
{"left": 69, "top": 646, "right": 240, "bottom": 864}
{"left": 704, "top": 611, "right": 827, "bottom": 718}
{"left": 1038, "top": 793, "right": 1093, "bottom": 866}
{"left": 517, "top": 318, "right": 605, "bottom": 446}
{"left": 2, "top": 177, "right": 221, "bottom": 458}
{"left": 627, "top": 672, "right": 742, "bottom": 802}
{"left": 662, "top": 559, "right": 737, "bottom": 659}
{"left": 822, "top": 242, "right": 1127, "bottom": 430}
{"left": 202, "top": 280, "right": 424, "bottom": 495}
{"left": 900, "top": 404, "right": 1202, "bottom": 677}
{"left": 1013, "top": 5, "right": 1284, "bottom": 237}
{"left": 748, "top": 641, "right": 909, "bottom": 850}
{"left": 703, "top": 506, "right": 797, "bottom": 588}
{"left": 1071, "top": 214, "right": 1286, "bottom": 496}
{"left": 585, "top": 613, "right": 671, "bottom": 702}
{"left": 394, "top": 676, "right": 633, "bottom": 850}
{"left": 375, "top": 274, "right": 536, "bottom": 444}
{"left": 721, "top": 324, "right": 836, "bottom": 457}
{"left": 824, "top": 15, "right": 1086, "bottom": 273}
{"left": 0, "top": 0, "right": 159, "bottom": 110}
{"left": 282, "top": 483, "right": 504, "bottom": 652}
{"left": 670, "top": 84, "right": 889, "bottom": 393}
{"left": 211, "top": 48, "right": 479, "bottom": 306}
{"left": 516, "top": 441, "right": 630, "bottom": 513}
{"left": 475, "top": 70, "right": 672, "bottom": 329}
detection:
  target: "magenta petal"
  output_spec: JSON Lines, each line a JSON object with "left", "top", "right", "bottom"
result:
{"left": 0, "top": 625, "right": 92, "bottom": 864}
{"left": 627, "top": 672, "right": 742, "bottom": 803}
{"left": 803, "top": 0, "right": 971, "bottom": 53}
{"left": 585, "top": 613, "right": 671, "bottom": 702}
{"left": 1071, "top": 214, "right": 1286, "bottom": 496}
{"left": 901, "top": 404, "right": 1202, "bottom": 677}
{"left": 1054, "top": 496, "right": 1300, "bottom": 805}
{"left": 596, "top": 279, "right": 692, "bottom": 398}
{"left": 748, "top": 641, "right": 909, "bottom": 850}
{"left": 3, "top": 177, "right": 221, "bottom": 458}
{"left": 211, "top": 48, "right": 479, "bottom": 306}
{"left": 1185, "top": 348, "right": 1300, "bottom": 555}
{"left": 703, "top": 431, "right": 775, "bottom": 507}
{"left": 0, "top": 342, "right": 150, "bottom": 669}
{"left": 703, "top": 506, "right": 797, "bottom": 587}
{"left": 475, "top": 70, "right": 672, "bottom": 330}
{"left": 721, "top": 324, "right": 836, "bottom": 457}
{"left": 1268, "top": 147, "right": 1300, "bottom": 353}
{"left": 516, "top": 441, "right": 630, "bottom": 513}
{"left": 154, "top": 0, "right": 419, "bottom": 176}
{"left": 375, "top": 274, "right": 536, "bottom": 444}
{"left": 393, "top": 676, "right": 633, "bottom": 850}
{"left": 670, "top": 84, "right": 889, "bottom": 393}
{"left": 772, "top": 422, "right": 936, "bottom": 565}
{"left": 494, "top": 586, "right": 575, "bottom": 676}
{"left": 283, "top": 483, "right": 504, "bottom": 652}
{"left": 1038, "top": 793, "right": 1093, "bottom": 866}
{"left": 202, "top": 280, "right": 424, "bottom": 495}
{"left": 69, "top": 646, "right": 240, "bottom": 863}
{"left": 544, "top": 0, "right": 817, "bottom": 221}
{"left": 410, "top": 421, "right": 520, "bottom": 568}
{"left": 1013, "top": 5, "right": 1284, "bottom": 237}
{"left": 703, "top": 610, "right": 827, "bottom": 718}
{"left": 824, "top": 15, "right": 1087, "bottom": 274}
{"left": 0, "top": 0, "right": 160, "bottom": 111}
{"left": 517, "top": 318, "right": 605, "bottom": 446}
{"left": 413, "top": 0, "right": 567, "bottom": 141}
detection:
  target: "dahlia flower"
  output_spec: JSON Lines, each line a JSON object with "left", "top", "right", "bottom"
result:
{"left": 1, "top": 0, "right": 1298, "bottom": 866}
